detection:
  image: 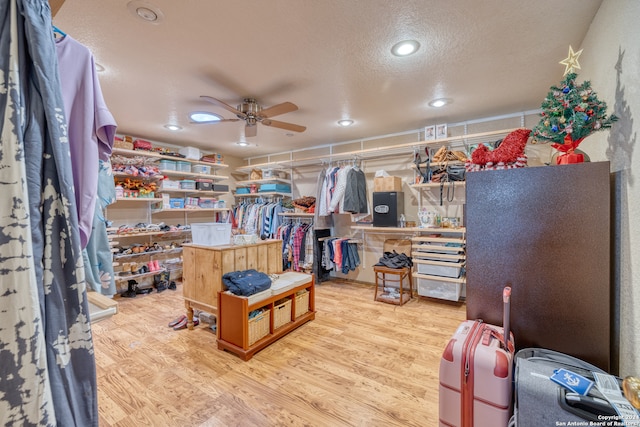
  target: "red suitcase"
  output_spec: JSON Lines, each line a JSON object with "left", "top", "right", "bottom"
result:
{"left": 439, "top": 287, "right": 514, "bottom": 427}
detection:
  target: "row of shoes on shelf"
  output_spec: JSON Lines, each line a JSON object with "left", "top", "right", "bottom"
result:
{"left": 120, "top": 260, "right": 164, "bottom": 275}
{"left": 113, "top": 222, "right": 191, "bottom": 234}
{"left": 121, "top": 277, "right": 177, "bottom": 298}
{"left": 114, "top": 241, "right": 181, "bottom": 255}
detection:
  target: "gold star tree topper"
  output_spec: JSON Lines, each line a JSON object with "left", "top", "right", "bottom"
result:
{"left": 559, "top": 45, "right": 583, "bottom": 76}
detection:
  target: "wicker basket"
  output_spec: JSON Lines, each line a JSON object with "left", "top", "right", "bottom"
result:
{"left": 250, "top": 169, "right": 262, "bottom": 180}
{"left": 248, "top": 310, "right": 269, "bottom": 345}
{"left": 114, "top": 139, "right": 133, "bottom": 150}
{"left": 293, "top": 204, "right": 310, "bottom": 213}
{"left": 294, "top": 290, "right": 310, "bottom": 318}
{"left": 273, "top": 299, "right": 292, "bottom": 329}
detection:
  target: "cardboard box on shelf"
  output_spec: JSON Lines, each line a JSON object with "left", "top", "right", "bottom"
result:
{"left": 374, "top": 176, "right": 403, "bottom": 192}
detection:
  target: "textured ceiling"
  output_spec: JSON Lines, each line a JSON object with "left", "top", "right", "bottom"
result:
{"left": 53, "top": 0, "right": 602, "bottom": 158}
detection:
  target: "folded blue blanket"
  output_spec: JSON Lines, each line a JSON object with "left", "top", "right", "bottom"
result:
{"left": 222, "top": 269, "right": 272, "bottom": 296}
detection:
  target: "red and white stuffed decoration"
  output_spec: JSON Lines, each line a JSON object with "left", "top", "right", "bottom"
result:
{"left": 466, "top": 128, "right": 531, "bottom": 171}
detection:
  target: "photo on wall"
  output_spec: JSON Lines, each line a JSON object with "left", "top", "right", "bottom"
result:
{"left": 424, "top": 125, "right": 436, "bottom": 141}
{"left": 436, "top": 124, "right": 448, "bottom": 139}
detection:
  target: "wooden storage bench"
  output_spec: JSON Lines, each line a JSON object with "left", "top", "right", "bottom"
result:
{"left": 217, "top": 275, "right": 315, "bottom": 361}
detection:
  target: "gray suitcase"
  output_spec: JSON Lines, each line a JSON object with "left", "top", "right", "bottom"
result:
{"left": 510, "top": 348, "right": 632, "bottom": 426}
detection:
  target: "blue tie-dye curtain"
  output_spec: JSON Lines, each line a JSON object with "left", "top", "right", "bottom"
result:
{"left": 0, "top": 1, "right": 98, "bottom": 426}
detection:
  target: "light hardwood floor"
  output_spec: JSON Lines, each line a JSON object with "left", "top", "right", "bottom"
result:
{"left": 91, "top": 280, "right": 466, "bottom": 426}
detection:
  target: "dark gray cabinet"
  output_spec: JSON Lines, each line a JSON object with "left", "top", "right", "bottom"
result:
{"left": 465, "top": 162, "right": 611, "bottom": 371}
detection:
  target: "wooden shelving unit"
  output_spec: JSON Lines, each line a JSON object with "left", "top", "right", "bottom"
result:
{"left": 109, "top": 145, "right": 231, "bottom": 293}
{"left": 111, "top": 147, "right": 229, "bottom": 169}
{"left": 115, "top": 197, "right": 164, "bottom": 202}
{"left": 156, "top": 188, "right": 228, "bottom": 196}
{"left": 236, "top": 178, "right": 291, "bottom": 186}
{"left": 233, "top": 165, "right": 293, "bottom": 200}
{"left": 410, "top": 182, "right": 466, "bottom": 189}
{"left": 159, "top": 169, "right": 228, "bottom": 181}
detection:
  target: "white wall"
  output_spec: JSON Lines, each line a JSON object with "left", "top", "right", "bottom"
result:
{"left": 578, "top": 0, "right": 639, "bottom": 376}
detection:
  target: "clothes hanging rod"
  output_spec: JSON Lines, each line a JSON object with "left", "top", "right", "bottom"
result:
{"left": 318, "top": 236, "right": 362, "bottom": 244}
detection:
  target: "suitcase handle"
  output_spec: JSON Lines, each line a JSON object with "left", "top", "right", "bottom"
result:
{"left": 503, "top": 286, "right": 511, "bottom": 351}
{"left": 560, "top": 390, "right": 618, "bottom": 421}
{"left": 483, "top": 327, "right": 515, "bottom": 353}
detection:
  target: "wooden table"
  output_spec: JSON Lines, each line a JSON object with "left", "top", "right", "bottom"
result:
{"left": 182, "top": 239, "right": 283, "bottom": 329}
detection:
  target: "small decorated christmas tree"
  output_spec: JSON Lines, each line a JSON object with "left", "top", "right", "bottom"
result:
{"left": 533, "top": 72, "right": 618, "bottom": 163}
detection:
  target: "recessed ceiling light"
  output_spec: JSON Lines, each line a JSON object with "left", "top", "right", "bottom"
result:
{"left": 338, "top": 119, "right": 354, "bottom": 127}
{"left": 137, "top": 7, "right": 157, "bottom": 21}
{"left": 236, "top": 141, "right": 250, "bottom": 147}
{"left": 190, "top": 112, "right": 222, "bottom": 123}
{"left": 127, "top": 1, "right": 164, "bottom": 24}
{"left": 164, "top": 124, "right": 182, "bottom": 131}
{"left": 95, "top": 63, "right": 105, "bottom": 72}
{"left": 391, "top": 40, "right": 420, "bottom": 57}
{"left": 429, "top": 98, "right": 450, "bottom": 108}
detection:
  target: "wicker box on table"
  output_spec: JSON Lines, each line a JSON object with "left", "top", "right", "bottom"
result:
{"left": 248, "top": 310, "right": 269, "bottom": 345}
{"left": 294, "top": 290, "right": 310, "bottom": 318}
{"left": 273, "top": 299, "right": 292, "bottom": 329}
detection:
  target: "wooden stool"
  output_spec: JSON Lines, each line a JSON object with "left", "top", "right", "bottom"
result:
{"left": 373, "top": 239, "right": 413, "bottom": 305}
{"left": 373, "top": 265, "right": 413, "bottom": 305}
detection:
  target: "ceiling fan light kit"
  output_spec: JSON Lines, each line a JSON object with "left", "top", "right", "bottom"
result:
{"left": 190, "top": 111, "right": 223, "bottom": 123}
{"left": 391, "top": 39, "right": 420, "bottom": 57}
{"left": 429, "top": 98, "right": 450, "bottom": 108}
{"left": 200, "top": 96, "right": 306, "bottom": 137}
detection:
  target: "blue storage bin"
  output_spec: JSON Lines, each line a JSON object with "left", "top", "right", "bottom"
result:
{"left": 236, "top": 187, "right": 250, "bottom": 194}
{"left": 259, "top": 183, "right": 291, "bottom": 193}
{"left": 159, "top": 160, "right": 176, "bottom": 171}
{"left": 169, "top": 198, "right": 185, "bottom": 209}
{"left": 179, "top": 180, "right": 196, "bottom": 190}
{"left": 176, "top": 161, "right": 191, "bottom": 172}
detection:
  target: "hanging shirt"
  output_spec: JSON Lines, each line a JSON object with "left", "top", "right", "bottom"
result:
{"left": 56, "top": 35, "right": 117, "bottom": 248}
{"left": 343, "top": 167, "right": 368, "bottom": 214}
{"left": 329, "top": 166, "right": 350, "bottom": 213}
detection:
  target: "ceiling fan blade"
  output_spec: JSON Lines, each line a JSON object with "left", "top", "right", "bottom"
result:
{"left": 245, "top": 123, "right": 258, "bottom": 137}
{"left": 191, "top": 118, "right": 241, "bottom": 124}
{"left": 259, "top": 102, "right": 298, "bottom": 118}
{"left": 261, "top": 119, "right": 306, "bottom": 133}
{"left": 200, "top": 96, "right": 244, "bottom": 117}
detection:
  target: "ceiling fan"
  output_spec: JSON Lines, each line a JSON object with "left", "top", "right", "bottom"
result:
{"left": 198, "top": 96, "right": 306, "bottom": 137}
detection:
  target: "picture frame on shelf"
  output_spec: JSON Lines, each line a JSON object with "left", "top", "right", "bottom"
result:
{"left": 424, "top": 125, "right": 436, "bottom": 141}
{"left": 436, "top": 124, "right": 448, "bottom": 139}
